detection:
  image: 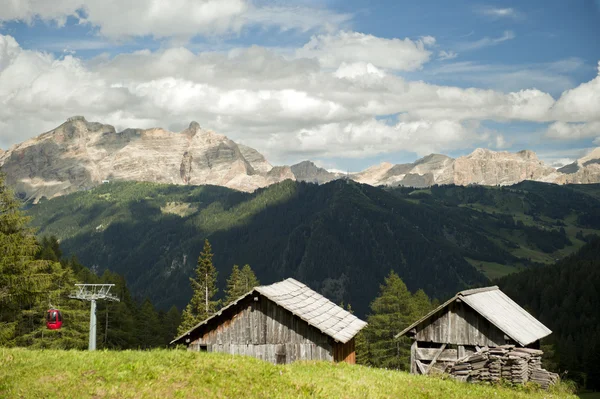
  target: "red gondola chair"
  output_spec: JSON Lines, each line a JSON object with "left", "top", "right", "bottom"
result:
{"left": 46, "top": 308, "right": 63, "bottom": 330}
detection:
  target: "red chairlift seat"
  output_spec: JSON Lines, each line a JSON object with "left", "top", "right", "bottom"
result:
{"left": 46, "top": 308, "right": 63, "bottom": 330}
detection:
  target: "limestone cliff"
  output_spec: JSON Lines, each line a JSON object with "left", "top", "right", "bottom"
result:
{"left": 290, "top": 161, "right": 342, "bottom": 184}
{"left": 0, "top": 117, "right": 294, "bottom": 202}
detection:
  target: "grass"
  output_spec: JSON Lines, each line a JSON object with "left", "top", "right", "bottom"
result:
{"left": 0, "top": 348, "right": 577, "bottom": 399}
{"left": 465, "top": 258, "right": 521, "bottom": 280}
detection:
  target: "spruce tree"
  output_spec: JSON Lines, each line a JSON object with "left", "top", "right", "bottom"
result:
{"left": 177, "top": 239, "right": 219, "bottom": 335}
{"left": 359, "top": 271, "right": 429, "bottom": 370}
{"left": 224, "top": 264, "right": 260, "bottom": 305}
{"left": 240, "top": 264, "right": 260, "bottom": 292}
{"left": 224, "top": 264, "right": 242, "bottom": 306}
{"left": 0, "top": 178, "right": 87, "bottom": 348}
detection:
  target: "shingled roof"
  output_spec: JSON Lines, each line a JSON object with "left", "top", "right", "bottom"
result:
{"left": 172, "top": 278, "right": 367, "bottom": 345}
{"left": 396, "top": 286, "right": 551, "bottom": 347}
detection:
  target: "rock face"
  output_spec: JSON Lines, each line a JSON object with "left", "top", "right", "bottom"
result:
{"left": 290, "top": 161, "right": 342, "bottom": 184}
{"left": 2, "top": 116, "right": 600, "bottom": 201}
{"left": 555, "top": 147, "right": 600, "bottom": 184}
{"left": 350, "top": 148, "right": 600, "bottom": 188}
{"left": 452, "top": 149, "right": 558, "bottom": 186}
{"left": 0, "top": 117, "right": 294, "bottom": 202}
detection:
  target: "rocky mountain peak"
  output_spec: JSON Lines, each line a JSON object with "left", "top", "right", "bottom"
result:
{"left": 0, "top": 117, "right": 294, "bottom": 202}
{"left": 290, "top": 160, "right": 340, "bottom": 184}
{"left": 2, "top": 117, "right": 600, "bottom": 200}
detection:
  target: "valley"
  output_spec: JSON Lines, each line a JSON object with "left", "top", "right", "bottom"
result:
{"left": 26, "top": 179, "right": 600, "bottom": 317}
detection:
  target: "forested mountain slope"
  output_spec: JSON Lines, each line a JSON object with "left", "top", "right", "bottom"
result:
{"left": 497, "top": 238, "right": 600, "bottom": 389}
{"left": 27, "top": 180, "right": 600, "bottom": 317}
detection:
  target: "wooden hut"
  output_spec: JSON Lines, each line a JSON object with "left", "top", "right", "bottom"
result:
{"left": 171, "top": 278, "right": 367, "bottom": 364}
{"left": 396, "top": 286, "right": 552, "bottom": 376}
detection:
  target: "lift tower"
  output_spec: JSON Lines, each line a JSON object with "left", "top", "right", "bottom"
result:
{"left": 69, "top": 284, "right": 119, "bottom": 351}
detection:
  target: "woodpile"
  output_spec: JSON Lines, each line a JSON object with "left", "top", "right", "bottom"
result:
{"left": 447, "top": 345, "right": 559, "bottom": 389}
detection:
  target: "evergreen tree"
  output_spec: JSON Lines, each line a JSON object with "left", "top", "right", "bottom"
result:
{"left": 177, "top": 239, "right": 219, "bottom": 335}
{"left": 224, "top": 264, "right": 241, "bottom": 306}
{"left": 224, "top": 264, "right": 260, "bottom": 305}
{"left": 136, "top": 298, "right": 163, "bottom": 349}
{"left": 0, "top": 176, "right": 86, "bottom": 348}
{"left": 163, "top": 305, "right": 182, "bottom": 344}
{"left": 358, "top": 271, "right": 432, "bottom": 370}
{"left": 240, "top": 264, "right": 260, "bottom": 292}
{"left": 411, "top": 289, "right": 432, "bottom": 320}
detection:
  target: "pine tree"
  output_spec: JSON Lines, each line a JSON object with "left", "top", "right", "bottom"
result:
{"left": 136, "top": 298, "right": 162, "bottom": 349}
{"left": 240, "top": 264, "right": 260, "bottom": 292}
{"left": 177, "top": 239, "right": 219, "bottom": 335}
{"left": 0, "top": 175, "right": 82, "bottom": 346}
{"left": 0, "top": 181, "right": 88, "bottom": 349}
{"left": 163, "top": 305, "right": 182, "bottom": 344}
{"left": 224, "top": 265, "right": 241, "bottom": 306}
{"left": 359, "top": 271, "right": 429, "bottom": 370}
{"left": 224, "top": 264, "right": 260, "bottom": 306}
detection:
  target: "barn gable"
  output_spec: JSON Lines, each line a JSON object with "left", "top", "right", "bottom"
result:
{"left": 397, "top": 286, "right": 551, "bottom": 346}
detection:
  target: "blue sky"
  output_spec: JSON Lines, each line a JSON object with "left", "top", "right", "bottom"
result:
{"left": 0, "top": 0, "right": 599, "bottom": 170}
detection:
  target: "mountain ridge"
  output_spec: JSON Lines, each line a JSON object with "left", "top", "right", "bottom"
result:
{"left": 2, "top": 117, "right": 600, "bottom": 201}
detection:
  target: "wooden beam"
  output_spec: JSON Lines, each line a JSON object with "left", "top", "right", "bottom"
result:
{"left": 415, "top": 359, "right": 427, "bottom": 375}
{"left": 410, "top": 340, "right": 417, "bottom": 374}
{"left": 416, "top": 347, "right": 457, "bottom": 361}
{"left": 427, "top": 343, "right": 447, "bottom": 374}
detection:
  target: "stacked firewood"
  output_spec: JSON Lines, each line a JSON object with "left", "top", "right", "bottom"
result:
{"left": 446, "top": 345, "right": 559, "bottom": 389}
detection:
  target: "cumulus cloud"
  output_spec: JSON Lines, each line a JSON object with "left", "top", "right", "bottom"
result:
{"left": 0, "top": 0, "right": 350, "bottom": 40}
{"left": 296, "top": 31, "right": 435, "bottom": 71}
{"left": 551, "top": 62, "right": 600, "bottom": 122}
{"left": 546, "top": 122, "right": 600, "bottom": 140}
{"left": 263, "top": 118, "right": 488, "bottom": 159}
{"left": 1, "top": 33, "right": 600, "bottom": 163}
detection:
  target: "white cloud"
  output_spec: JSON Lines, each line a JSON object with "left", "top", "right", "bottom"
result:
{"left": 0, "top": 0, "right": 350, "bottom": 41}
{"left": 296, "top": 31, "right": 435, "bottom": 71}
{"left": 426, "top": 59, "right": 583, "bottom": 95}
{"left": 457, "top": 31, "right": 516, "bottom": 51}
{"left": 264, "top": 118, "right": 488, "bottom": 159}
{"left": 478, "top": 7, "right": 520, "bottom": 19}
{"left": 546, "top": 121, "right": 600, "bottom": 140}
{"left": 1, "top": 34, "right": 600, "bottom": 163}
{"left": 438, "top": 50, "right": 458, "bottom": 61}
{"left": 333, "top": 62, "right": 386, "bottom": 79}
{"left": 551, "top": 62, "right": 600, "bottom": 122}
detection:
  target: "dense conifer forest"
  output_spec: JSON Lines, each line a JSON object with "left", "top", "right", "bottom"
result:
{"left": 497, "top": 238, "right": 600, "bottom": 390}
{"left": 26, "top": 179, "right": 600, "bottom": 317}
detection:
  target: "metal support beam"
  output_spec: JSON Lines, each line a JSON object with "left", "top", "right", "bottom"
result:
{"left": 89, "top": 299, "right": 97, "bottom": 351}
{"left": 69, "top": 284, "right": 119, "bottom": 352}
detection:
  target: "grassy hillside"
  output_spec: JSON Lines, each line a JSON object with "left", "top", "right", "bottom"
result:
{"left": 25, "top": 180, "right": 600, "bottom": 316}
{"left": 0, "top": 348, "right": 576, "bottom": 399}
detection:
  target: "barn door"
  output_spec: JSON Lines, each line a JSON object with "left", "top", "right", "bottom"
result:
{"left": 276, "top": 344, "right": 287, "bottom": 364}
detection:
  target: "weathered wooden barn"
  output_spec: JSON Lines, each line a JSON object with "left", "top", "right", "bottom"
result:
{"left": 171, "top": 278, "right": 367, "bottom": 364}
{"left": 396, "top": 286, "right": 552, "bottom": 375}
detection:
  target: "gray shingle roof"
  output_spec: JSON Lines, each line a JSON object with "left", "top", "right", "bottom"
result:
{"left": 396, "top": 286, "right": 551, "bottom": 346}
{"left": 172, "top": 278, "right": 367, "bottom": 345}
{"left": 256, "top": 278, "right": 367, "bottom": 343}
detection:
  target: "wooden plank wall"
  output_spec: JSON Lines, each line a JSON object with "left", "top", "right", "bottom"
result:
{"left": 332, "top": 338, "right": 356, "bottom": 364}
{"left": 190, "top": 295, "right": 334, "bottom": 364}
{"left": 414, "top": 302, "right": 506, "bottom": 347}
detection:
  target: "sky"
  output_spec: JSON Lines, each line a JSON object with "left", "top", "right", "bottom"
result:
{"left": 0, "top": 0, "right": 599, "bottom": 171}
